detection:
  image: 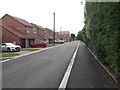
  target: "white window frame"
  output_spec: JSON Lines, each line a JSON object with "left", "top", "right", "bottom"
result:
{"left": 26, "top": 27, "right": 30, "bottom": 33}
{"left": 33, "top": 28, "right": 37, "bottom": 34}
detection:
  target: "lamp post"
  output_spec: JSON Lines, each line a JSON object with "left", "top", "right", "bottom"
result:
{"left": 53, "top": 13, "right": 55, "bottom": 46}
{"left": 60, "top": 27, "right": 62, "bottom": 40}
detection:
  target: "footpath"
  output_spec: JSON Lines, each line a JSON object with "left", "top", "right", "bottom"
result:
{"left": 66, "top": 42, "right": 119, "bottom": 89}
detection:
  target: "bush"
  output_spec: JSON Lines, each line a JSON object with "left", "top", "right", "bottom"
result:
{"left": 77, "top": 2, "right": 120, "bottom": 75}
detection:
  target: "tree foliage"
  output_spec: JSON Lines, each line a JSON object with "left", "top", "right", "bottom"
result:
{"left": 77, "top": 2, "right": 120, "bottom": 75}
{"left": 71, "top": 33, "right": 75, "bottom": 40}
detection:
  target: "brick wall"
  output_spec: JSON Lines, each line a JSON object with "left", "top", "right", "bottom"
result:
{"left": 55, "top": 32, "right": 59, "bottom": 40}
{"left": 37, "top": 26, "right": 44, "bottom": 41}
{"left": 2, "top": 15, "right": 26, "bottom": 34}
{"left": 59, "top": 31, "right": 70, "bottom": 42}
{"left": 2, "top": 26, "right": 20, "bottom": 45}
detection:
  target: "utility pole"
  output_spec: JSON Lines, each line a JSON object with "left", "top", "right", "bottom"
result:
{"left": 60, "top": 27, "right": 62, "bottom": 40}
{"left": 53, "top": 13, "right": 55, "bottom": 46}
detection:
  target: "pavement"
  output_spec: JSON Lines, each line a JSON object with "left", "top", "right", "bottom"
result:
{"left": 66, "top": 41, "right": 119, "bottom": 88}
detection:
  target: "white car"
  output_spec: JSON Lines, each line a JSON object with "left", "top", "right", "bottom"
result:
{"left": 60, "top": 40, "right": 65, "bottom": 43}
{"left": 1, "top": 43, "right": 21, "bottom": 52}
{"left": 55, "top": 40, "right": 64, "bottom": 44}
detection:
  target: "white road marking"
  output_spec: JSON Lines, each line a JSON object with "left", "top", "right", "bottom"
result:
{"left": 58, "top": 42, "right": 80, "bottom": 90}
{"left": 0, "top": 59, "right": 11, "bottom": 63}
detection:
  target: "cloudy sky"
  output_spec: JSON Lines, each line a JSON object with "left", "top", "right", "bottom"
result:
{"left": 0, "top": 0, "right": 85, "bottom": 35}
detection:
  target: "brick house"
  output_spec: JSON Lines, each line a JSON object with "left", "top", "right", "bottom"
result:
{"left": 59, "top": 31, "right": 70, "bottom": 42}
{"left": 0, "top": 14, "right": 71, "bottom": 48}
{"left": 1, "top": 14, "right": 38, "bottom": 48}
{"left": 43, "top": 28, "right": 51, "bottom": 42}
{"left": 55, "top": 32, "right": 60, "bottom": 40}
{"left": 44, "top": 28, "right": 54, "bottom": 43}
{"left": 36, "top": 25, "right": 44, "bottom": 41}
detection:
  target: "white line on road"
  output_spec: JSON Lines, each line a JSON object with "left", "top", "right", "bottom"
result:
{"left": 58, "top": 42, "right": 80, "bottom": 90}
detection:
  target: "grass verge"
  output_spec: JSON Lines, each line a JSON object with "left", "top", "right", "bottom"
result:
{"left": 0, "top": 53, "right": 20, "bottom": 57}
{"left": 21, "top": 49, "right": 40, "bottom": 51}
{"left": 47, "top": 44, "right": 59, "bottom": 47}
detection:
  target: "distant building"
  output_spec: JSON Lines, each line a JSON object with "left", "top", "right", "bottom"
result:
{"left": 55, "top": 32, "right": 60, "bottom": 40}
{"left": 59, "top": 31, "right": 70, "bottom": 42}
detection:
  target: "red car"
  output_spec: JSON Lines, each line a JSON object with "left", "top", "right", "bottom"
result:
{"left": 30, "top": 42, "right": 47, "bottom": 48}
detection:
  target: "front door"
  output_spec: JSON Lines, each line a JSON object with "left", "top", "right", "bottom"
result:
{"left": 29, "top": 39, "right": 34, "bottom": 46}
{"left": 20, "top": 39, "right": 25, "bottom": 48}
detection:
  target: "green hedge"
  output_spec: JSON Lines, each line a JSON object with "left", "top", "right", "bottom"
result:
{"left": 77, "top": 2, "right": 120, "bottom": 75}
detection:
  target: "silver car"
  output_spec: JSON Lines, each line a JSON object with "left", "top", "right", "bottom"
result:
{"left": 55, "top": 39, "right": 65, "bottom": 44}
{"left": 1, "top": 43, "right": 21, "bottom": 52}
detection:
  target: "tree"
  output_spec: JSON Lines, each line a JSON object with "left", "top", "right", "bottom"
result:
{"left": 77, "top": 2, "right": 120, "bottom": 76}
{"left": 71, "top": 33, "right": 75, "bottom": 40}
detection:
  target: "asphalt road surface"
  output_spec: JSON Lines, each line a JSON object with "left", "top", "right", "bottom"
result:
{"left": 2, "top": 41, "right": 79, "bottom": 88}
{"left": 2, "top": 41, "right": 119, "bottom": 89}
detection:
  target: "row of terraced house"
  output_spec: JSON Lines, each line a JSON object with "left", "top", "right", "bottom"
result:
{"left": 0, "top": 14, "right": 70, "bottom": 48}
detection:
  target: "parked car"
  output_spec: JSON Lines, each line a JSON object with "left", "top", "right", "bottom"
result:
{"left": 55, "top": 40, "right": 65, "bottom": 44}
{"left": 30, "top": 41, "right": 47, "bottom": 48}
{"left": 1, "top": 43, "right": 21, "bottom": 52}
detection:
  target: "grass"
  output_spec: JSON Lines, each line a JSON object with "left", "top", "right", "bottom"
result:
{"left": 47, "top": 44, "right": 59, "bottom": 47}
{"left": 21, "top": 49, "right": 40, "bottom": 51}
{"left": 0, "top": 53, "right": 20, "bottom": 57}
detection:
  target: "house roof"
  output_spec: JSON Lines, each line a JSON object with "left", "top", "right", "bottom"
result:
{"left": 36, "top": 25, "right": 44, "bottom": 30}
{"left": 45, "top": 28, "right": 54, "bottom": 36}
{"left": 1, "top": 14, "right": 38, "bottom": 39}
{"left": 45, "top": 28, "right": 53, "bottom": 32}
{"left": 59, "top": 31, "right": 70, "bottom": 35}
{"left": 0, "top": 25, "right": 37, "bottom": 39}
{"left": 3, "top": 14, "right": 32, "bottom": 26}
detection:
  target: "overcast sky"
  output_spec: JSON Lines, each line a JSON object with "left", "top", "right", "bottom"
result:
{"left": 0, "top": 0, "right": 85, "bottom": 35}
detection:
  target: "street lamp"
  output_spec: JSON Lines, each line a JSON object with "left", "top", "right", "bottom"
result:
{"left": 60, "top": 27, "right": 62, "bottom": 40}
{"left": 53, "top": 13, "right": 55, "bottom": 46}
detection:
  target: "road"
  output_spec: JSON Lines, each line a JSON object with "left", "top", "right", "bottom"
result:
{"left": 2, "top": 41, "right": 118, "bottom": 89}
{"left": 2, "top": 41, "right": 78, "bottom": 88}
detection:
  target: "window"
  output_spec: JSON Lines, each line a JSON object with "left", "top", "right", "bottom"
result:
{"left": 2, "top": 43, "right": 6, "bottom": 46}
{"left": 44, "top": 30, "right": 46, "bottom": 34}
{"left": 26, "top": 27, "right": 30, "bottom": 33}
{"left": 33, "top": 28, "right": 37, "bottom": 33}
{"left": 0, "top": 34, "right": 2, "bottom": 38}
